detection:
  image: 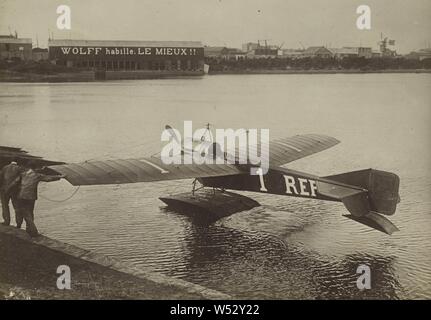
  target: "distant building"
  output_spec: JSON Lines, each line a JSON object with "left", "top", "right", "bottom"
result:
{"left": 204, "top": 46, "right": 246, "bottom": 60}
{"left": 281, "top": 49, "right": 304, "bottom": 58}
{"left": 245, "top": 48, "right": 280, "bottom": 59}
{"left": 372, "top": 50, "right": 382, "bottom": 58}
{"left": 405, "top": 48, "right": 431, "bottom": 61}
{"left": 224, "top": 48, "right": 247, "bottom": 60}
{"left": 379, "top": 37, "right": 397, "bottom": 57}
{"left": 301, "top": 46, "right": 333, "bottom": 58}
{"left": 251, "top": 48, "right": 280, "bottom": 57}
{"left": 0, "top": 35, "right": 32, "bottom": 61}
{"left": 242, "top": 42, "right": 259, "bottom": 53}
{"left": 48, "top": 39, "right": 205, "bottom": 73}
{"left": 204, "top": 46, "right": 228, "bottom": 58}
{"left": 381, "top": 49, "right": 397, "bottom": 57}
{"left": 358, "top": 47, "right": 372, "bottom": 58}
{"left": 242, "top": 41, "right": 281, "bottom": 58}
{"left": 32, "top": 47, "right": 49, "bottom": 61}
{"left": 329, "top": 47, "right": 358, "bottom": 58}
{"left": 329, "top": 47, "right": 372, "bottom": 59}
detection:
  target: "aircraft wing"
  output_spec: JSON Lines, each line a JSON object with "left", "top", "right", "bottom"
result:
{"left": 49, "top": 157, "right": 245, "bottom": 186}
{"left": 268, "top": 134, "right": 340, "bottom": 166}
{"left": 0, "top": 146, "right": 65, "bottom": 168}
{"left": 48, "top": 134, "right": 339, "bottom": 186}
{"left": 245, "top": 134, "right": 340, "bottom": 167}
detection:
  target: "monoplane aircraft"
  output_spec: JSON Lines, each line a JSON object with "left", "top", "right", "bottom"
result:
{"left": 0, "top": 126, "right": 401, "bottom": 235}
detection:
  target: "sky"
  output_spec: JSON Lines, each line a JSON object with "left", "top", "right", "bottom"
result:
{"left": 0, "top": 0, "right": 430, "bottom": 53}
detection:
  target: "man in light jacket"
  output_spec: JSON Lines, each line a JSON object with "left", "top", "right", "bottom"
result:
{"left": 16, "top": 161, "right": 65, "bottom": 237}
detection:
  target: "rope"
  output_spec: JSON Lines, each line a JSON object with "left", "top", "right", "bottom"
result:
{"left": 40, "top": 186, "right": 81, "bottom": 203}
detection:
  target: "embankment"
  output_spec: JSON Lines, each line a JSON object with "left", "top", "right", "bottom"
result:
{"left": 0, "top": 70, "right": 96, "bottom": 82}
{"left": 0, "top": 225, "right": 230, "bottom": 300}
{"left": 208, "top": 68, "right": 431, "bottom": 75}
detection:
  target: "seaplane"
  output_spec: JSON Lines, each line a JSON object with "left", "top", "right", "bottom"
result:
{"left": 0, "top": 124, "right": 401, "bottom": 235}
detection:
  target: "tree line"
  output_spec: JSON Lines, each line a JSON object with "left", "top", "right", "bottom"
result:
{"left": 205, "top": 56, "right": 431, "bottom": 72}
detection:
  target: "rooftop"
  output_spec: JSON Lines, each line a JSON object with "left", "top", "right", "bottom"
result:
{"left": 32, "top": 47, "right": 48, "bottom": 52}
{"left": 329, "top": 47, "right": 359, "bottom": 55}
{"left": 303, "top": 46, "right": 332, "bottom": 54}
{"left": 48, "top": 39, "right": 203, "bottom": 48}
{"left": 0, "top": 38, "right": 32, "bottom": 44}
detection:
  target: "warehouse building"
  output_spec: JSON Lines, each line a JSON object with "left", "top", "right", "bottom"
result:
{"left": 32, "top": 47, "right": 49, "bottom": 61}
{"left": 405, "top": 48, "right": 431, "bottom": 61}
{"left": 204, "top": 46, "right": 247, "bottom": 60}
{"left": 329, "top": 47, "right": 373, "bottom": 59}
{"left": 0, "top": 35, "right": 32, "bottom": 61}
{"left": 48, "top": 39, "right": 205, "bottom": 73}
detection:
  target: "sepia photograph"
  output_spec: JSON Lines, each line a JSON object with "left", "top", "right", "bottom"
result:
{"left": 0, "top": 0, "right": 430, "bottom": 309}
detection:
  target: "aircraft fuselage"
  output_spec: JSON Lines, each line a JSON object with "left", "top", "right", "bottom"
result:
{"left": 199, "top": 166, "right": 364, "bottom": 203}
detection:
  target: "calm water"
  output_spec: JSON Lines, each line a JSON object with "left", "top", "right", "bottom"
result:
{"left": 1, "top": 74, "right": 430, "bottom": 299}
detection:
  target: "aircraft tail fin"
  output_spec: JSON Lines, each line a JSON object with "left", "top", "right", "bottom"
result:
{"left": 323, "top": 169, "right": 400, "bottom": 235}
{"left": 324, "top": 169, "right": 400, "bottom": 215}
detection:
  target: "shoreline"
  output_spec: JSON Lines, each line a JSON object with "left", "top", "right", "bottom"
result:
{"left": 0, "top": 70, "right": 96, "bottom": 83}
{"left": 0, "top": 70, "right": 204, "bottom": 82}
{"left": 208, "top": 68, "right": 431, "bottom": 75}
{"left": 0, "top": 225, "right": 230, "bottom": 300}
{"left": 0, "top": 68, "right": 430, "bottom": 83}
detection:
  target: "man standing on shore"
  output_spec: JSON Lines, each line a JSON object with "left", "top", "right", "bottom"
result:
{"left": 0, "top": 160, "right": 23, "bottom": 227}
{"left": 16, "top": 161, "right": 65, "bottom": 237}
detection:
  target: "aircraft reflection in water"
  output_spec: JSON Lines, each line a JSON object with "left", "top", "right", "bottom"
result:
{"left": 160, "top": 214, "right": 402, "bottom": 299}
{"left": 1, "top": 123, "right": 401, "bottom": 235}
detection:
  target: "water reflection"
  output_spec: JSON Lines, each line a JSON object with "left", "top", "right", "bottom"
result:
{"left": 167, "top": 211, "right": 402, "bottom": 299}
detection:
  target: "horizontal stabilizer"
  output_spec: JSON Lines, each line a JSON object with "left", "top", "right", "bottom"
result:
{"left": 344, "top": 212, "right": 399, "bottom": 235}
{"left": 322, "top": 171, "right": 400, "bottom": 234}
